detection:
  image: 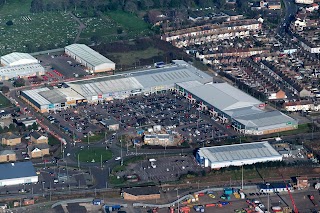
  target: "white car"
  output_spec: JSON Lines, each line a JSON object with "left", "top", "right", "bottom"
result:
{"left": 115, "top": 157, "right": 121, "bottom": 161}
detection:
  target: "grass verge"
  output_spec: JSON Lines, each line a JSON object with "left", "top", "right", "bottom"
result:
{"left": 77, "top": 147, "right": 112, "bottom": 163}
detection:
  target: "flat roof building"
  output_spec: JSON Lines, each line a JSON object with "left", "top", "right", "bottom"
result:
{"left": 196, "top": 141, "right": 282, "bottom": 169}
{"left": 0, "top": 161, "right": 38, "bottom": 186}
{"left": 65, "top": 44, "right": 115, "bottom": 73}
{"left": 176, "top": 81, "right": 297, "bottom": 135}
{"left": 0, "top": 63, "right": 45, "bottom": 80}
{"left": 1, "top": 52, "right": 39, "bottom": 66}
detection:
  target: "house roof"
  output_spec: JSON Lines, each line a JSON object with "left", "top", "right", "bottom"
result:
{"left": 0, "top": 132, "right": 20, "bottom": 140}
{"left": 0, "top": 150, "right": 15, "bottom": 155}
{"left": 123, "top": 186, "right": 160, "bottom": 196}
{"left": 0, "top": 161, "right": 37, "bottom": 180}
{"left": 29, "top": 143, "right": 50, "bottom": 152}
{"left": 30, "top": 131, "right": 46, "bottom": 140}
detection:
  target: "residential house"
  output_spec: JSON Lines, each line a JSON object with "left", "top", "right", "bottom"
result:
{"left": 268, "top": 90, "right": 287, "bottom": 99}
{"left": 0, "top": 132, "right": 21, "bottom": 146}
{"left": 283, "top": 101, "right": 314, "bottom": 112}
{"left": 306, "top": 3, "right": 319, "bottom": 12}
{"left": 28, "top": 143, "right": 50, "bottom": 158}
{"left": 0, "top": 150, "right": 16, "bottom": 162}
{"left": 266, "top": 0, "right": 281, "bottom": 9}
{"left": 30, "top": 131, "right": 48, "bottom": 144}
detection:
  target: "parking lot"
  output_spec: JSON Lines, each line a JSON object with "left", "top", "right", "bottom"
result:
{"left": 46, "top": 91, "right": 238, "bottom": 144}
{"left": 117, "top": 155, "right": 202, "bottom": 183}
{"left": 0, "top": 164, "right": 92, "bottom": 196}
{"left": 37, "top": 54, "right": 92, "bottom": 78}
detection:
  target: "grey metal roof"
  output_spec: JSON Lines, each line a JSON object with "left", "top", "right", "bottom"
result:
{"left": 199, "top": 141, "right": 281, "bottom": 163}
{"left": 22, "top": 88, "right": 51, "bottom": 106}
{"left": 39, "top": 89, "right": 67, "bottom": 104}
{"left": 1, "top": 52, "right": 38, "bottom": 66}
{"left": 68, "top": 77, "right": 143, "bottom": 98}
{"left": 65, "top": 44, "right": 115, "bottom": 67}
{"left": 0, "top": 150, "right": 15, "bottom": 155}
{"left": 0, "top": 63, "right": 44, "bottom": 78}
{"left": 235, "top": 111, "right": 297, "bottom": 129}
{"left": 66, "top": 62, "right": 212, "bottom": 97}
{"left": 177, "top": 81, "right": 262, "bottom": 111}
{"left": 0, "top": 161, "right": 37, "bottom": 180}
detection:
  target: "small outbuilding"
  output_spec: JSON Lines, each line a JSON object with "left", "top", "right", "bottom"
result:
{"left": 122, "top": 186, "right": 160, "bottom": 201}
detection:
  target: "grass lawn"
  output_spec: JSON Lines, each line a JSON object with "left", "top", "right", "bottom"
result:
{"left": 106, "top": 11, "right": 151, "bottom": 35}
{"left": 262, "top": 123, "right": 310, "bottom": 138}
{"left": 77, "top": 147, "right": 112, "bottom": 163}
{"left": 0, "top": 0, "right": 32, "bottom": 16}
{"left": 86, "top": 132, "right": 105, "bottom": 143}
{"left": 0, "top": 12, "right": 77, "bottom": 54}
{"left": 112, "top": 47, "right": 163, "bottom": 66}
{"left": 48, "top": 135, "right": 61, "bottom": 146}
{"left": 0, "top": 93, "right": 11, "bottom": 108}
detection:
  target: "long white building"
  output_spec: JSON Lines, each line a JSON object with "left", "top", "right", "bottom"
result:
{"left": 196, "top": 141, "right": 282, "bottom": 169}
{"left": 1, "top": 52, "right": 39, "bottom": 66}
{"left": 65, "top": 44, "right": 115, "bottom": 73}
{"left": 0, "top": 161, "right": 38, "bottom": 186}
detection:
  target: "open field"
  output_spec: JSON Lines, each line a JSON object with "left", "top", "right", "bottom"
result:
{"left": 0, "top": 10, "right": 77, "bottom": 54}
{"left": 0, "top": 93, "right": 11, "bottom": 108}
{"left": 77, "top": 147, "right": 112, "bottom": 163}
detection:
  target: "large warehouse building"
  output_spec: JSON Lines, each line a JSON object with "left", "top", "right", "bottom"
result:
{"left": 175, "top": 81, "right": 297, "bottom": 135}
{"left": 196, "top": 141, "right": 282, "bottom": 169}
{"left": 65, "top": 44, "right": 115, "bottom": 73}
{"left": 0, "top": 52, "right": 44, "bottom": 79}
{"left": 0, "top": 161, "right": 38, "bottom": 186}
{"left": 1, "top": 52, "right": 39, "bottom": 66}
{"left": 21, "top": 87, "right": 85, "bottom": 113}
{"left": 0, "top": 63, "right": 45, "bottom": 80}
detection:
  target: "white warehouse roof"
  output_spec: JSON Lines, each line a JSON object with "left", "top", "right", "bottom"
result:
{"left": 0, "top": 63, "right": 44, "bottom": 79}
{"left": 22, "top": 87, "right": 51, "bottom": 106}
{"left": 197, "top": 141, "right": 282, "bottom": 169}
{"left": 1, "top": 52, "right": 38, "bottom": 66}
{"left": 65, "top": 44, "right": 115, "bottom": 68}
{"left": 177, "top": 81, "right": 262, "bottom": 111}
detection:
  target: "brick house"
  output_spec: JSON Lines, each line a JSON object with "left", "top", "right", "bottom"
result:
{"left": 0, "top": 132, "right": 21, "bottom": 146}
{"left": 28, "top": 143, "right": 49, "bottom": 158}
{"left": 30, "top": 131, "right": 48, "bottom": 144}
{"left": 0, "top": 150, "right": 16, "bottom": 162}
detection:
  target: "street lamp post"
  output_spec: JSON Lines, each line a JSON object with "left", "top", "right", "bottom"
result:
{"left": 266, "top": 183, "right": 270, "bottom": 213}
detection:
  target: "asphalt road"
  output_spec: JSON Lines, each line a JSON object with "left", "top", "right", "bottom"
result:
{"left": 277, "top": 0, "right": 297, "bottom": 35}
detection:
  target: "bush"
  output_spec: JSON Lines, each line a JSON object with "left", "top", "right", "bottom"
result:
{"left": 6, "top": 20, "right": 13, "bottom": 26}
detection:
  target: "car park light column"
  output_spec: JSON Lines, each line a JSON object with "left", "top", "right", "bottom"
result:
{"left": 266, "top": 182, "right": 270, "bottom": 213}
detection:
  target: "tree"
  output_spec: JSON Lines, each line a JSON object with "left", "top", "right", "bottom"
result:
{"left": 1, "top": 86, "right": 9, "bottom": 94}
{"left": 124, "top": 1, "right": 138, "bottom": 13}
{"left": 8, "top": 123, "right": 15, "bottom": 132}
{"left": 13, "top": 78, "right": 25, "bottom": 87}
{"left": 30, "top": 0, "right": 45, "bottom": 12}
{"left": 117, "top": 27, "right": 123, "bottom": 34}
{"left": 6, "top": 20, "right": 13, "bottom": 26}
{"left": 32, "top": 122, "right": 38, "bottom": 130}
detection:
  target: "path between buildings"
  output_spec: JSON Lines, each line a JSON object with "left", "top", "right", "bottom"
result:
{"left": 68, "top": 12, "right": 86, "bottom": 43}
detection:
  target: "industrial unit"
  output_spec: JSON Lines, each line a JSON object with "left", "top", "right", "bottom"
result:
{"left": 0, "top": 63, "right": 45, "bottom": 80}
{"left": 0, "top": 161, "right": 38, "bottom": 186}
{"left": 175, "top": 80, "right": 297, "bottom": 135}
{"left": 1, "top": 52, "right": 38, "bottom": 66}
{"left": 21, "top": 87, "right": 85, "bottom": 113}
{"left": 196, "top": 141, "right": 283, "bottom": 169}
{"left": 65, "top": 44, "right": 115, "bottom": 73}
{"left": 0, "top": 52, "right": 44, "bottom": 79}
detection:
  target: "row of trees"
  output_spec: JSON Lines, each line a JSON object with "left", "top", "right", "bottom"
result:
{"left": 29, "top": 0, "right": 221, "bottom": 14}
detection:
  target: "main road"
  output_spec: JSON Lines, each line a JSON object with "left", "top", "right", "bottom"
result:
{"left": 277, "top": 0, "right": 298, "bottom": 35}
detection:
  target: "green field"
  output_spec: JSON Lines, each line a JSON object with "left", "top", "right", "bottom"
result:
{"left": 0, "top": 10, "right": 78, "bottom": 54}
{"left": 111, "top": 47, "right": 163, "bottom": 66}
{"left": 0, "top": 1, "right": 152, "bottom": 54}
{"left": 0, "top": 93, "right": 11, "bottom": 108}
{"left": 77, "top": 147, "right": 112, "bottom": 163}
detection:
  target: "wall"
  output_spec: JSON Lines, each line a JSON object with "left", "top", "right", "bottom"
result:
{"left": 0, "top": 176, "right": 38, "bottom": 186}
{"left": 123, "top": 192, "right": 160, "bottom": 201}
{"left": 0, "top": 154, "right": 16, "bottom": 162}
